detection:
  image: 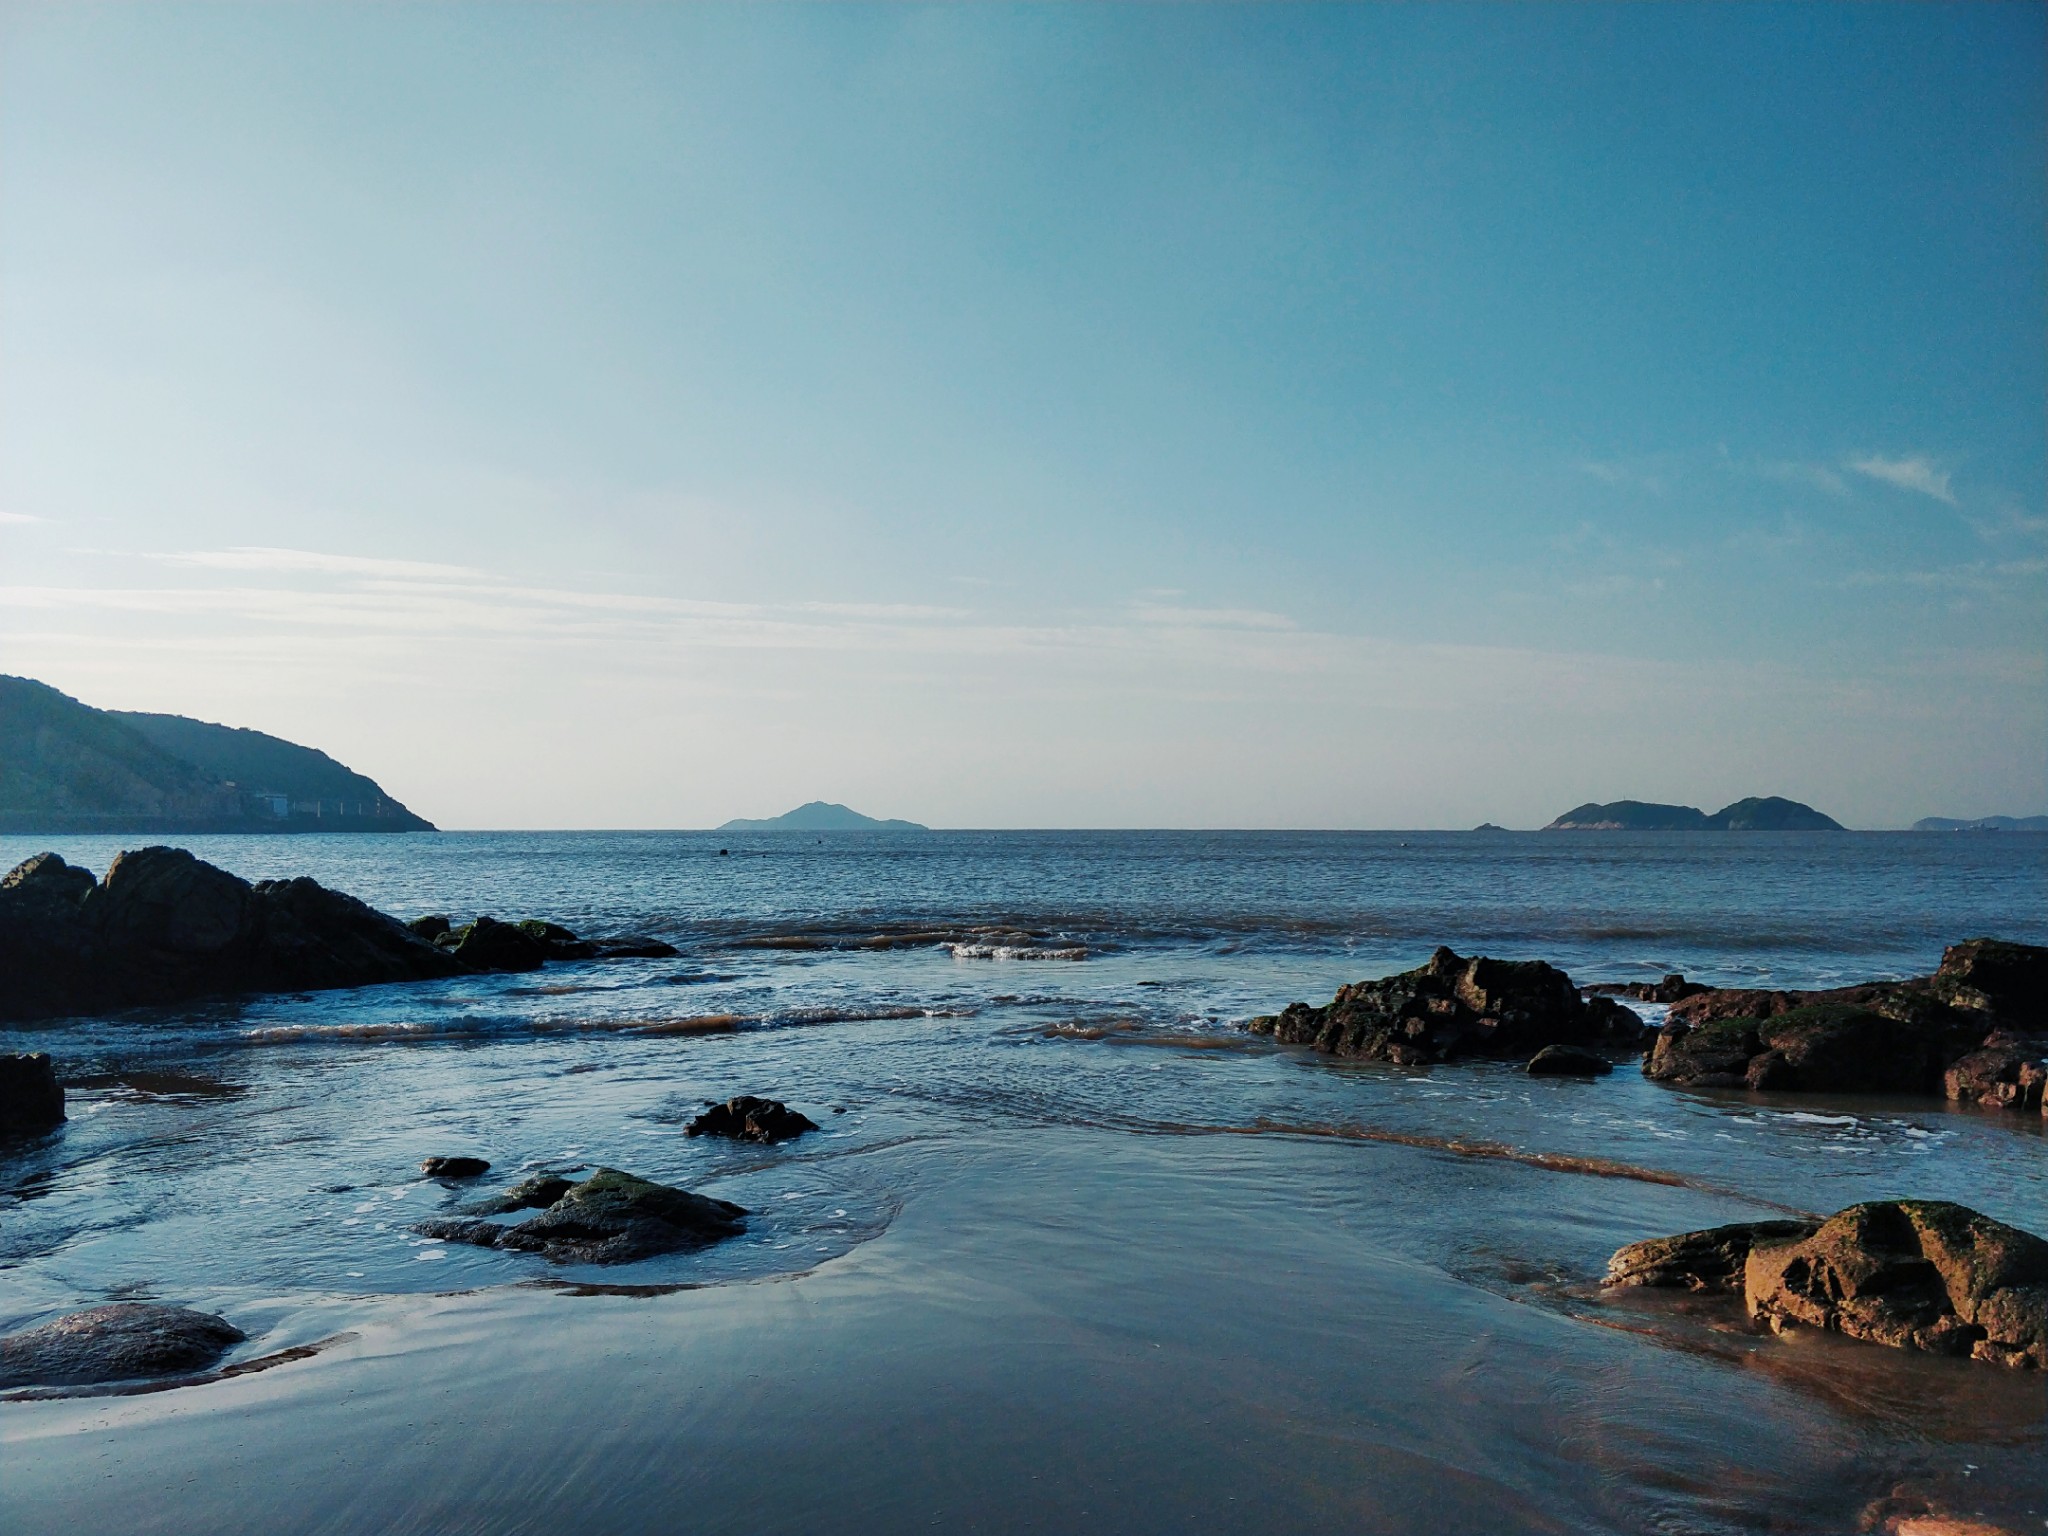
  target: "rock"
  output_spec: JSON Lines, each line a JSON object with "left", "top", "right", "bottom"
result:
{"left": 0, "top": 1053, "right": 64, "bottom": 1137}
{"left": 0, "top": 1303, "right": 244, "bottom": 1389}
{"left": 1930, "top": 937, "right": 2047, "bottom": 1030}
{"left": 1606, "top": 1219, "right": 1820, "bottom": 1291}
{"left": 1648, "top": 992, "right": 1985, "bottom": 1096}
{"left": 592, "top": 937, "right": 681, "bottom": 959}
{"left": 1526, "top": 1045, "right": 1613, "bottom": 1077}
{"left": 469, "top": 1170, "right": 580, "bottom": 1213}
{"left": 1246, "top": 947, "right": 1627, "bottom": 1065}
{"left": 0, "top": 847, "right": 462, "bottom": 1022}
{"left": 685, "top": 1095, "right": 820, "bottom": 1143}
{"left": 447, "top": 916, "right": 548, "bottom": 972}
{"left": 1743, "top": 1201, "right": 2048, "bottom": 1368}
{"left": 422, "top": 1168, "right": 746, "bottom": 1264}
{"left": 1944, "top": 1047, "right": 2048, "bottom": 1113}
{"left": 407, "top": 914, "right": 452, "bottom": 941}
{"left": 1589, "top": 973, "right": 1709, "bottom": 1004}
{"left": 420, "top": 1155, "right": 490, "bottom": 1179}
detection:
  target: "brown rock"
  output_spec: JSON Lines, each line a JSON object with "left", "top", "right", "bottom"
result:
{"left": 1606, "top": 1219, "right": 1819, "bottom": 1291}
{"left": 684, "top": 1095, "right": 820, "bottom": 1143}
{"left": 1743, "top": 1201, "right": 2048, "bottom": 1368}
{"left": 1944, "top": 1047, "right": 2047, "bottom": 1112}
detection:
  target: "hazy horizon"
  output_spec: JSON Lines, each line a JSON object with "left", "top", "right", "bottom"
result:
{"left": 3, "top": 4, "right": 2043, "bottom": 831}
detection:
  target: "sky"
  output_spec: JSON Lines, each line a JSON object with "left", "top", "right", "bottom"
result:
{"left": 1, "top": 2, "right": 2042, "bottom": 830}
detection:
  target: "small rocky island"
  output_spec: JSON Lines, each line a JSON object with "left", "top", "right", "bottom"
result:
{"left": 1543, "top": 796, "right": 1843, "bottom": 831}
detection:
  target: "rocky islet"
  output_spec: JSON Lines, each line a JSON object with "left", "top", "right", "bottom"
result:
{"left": 416, "top": 1167, "right": 748, "bottom": 1264}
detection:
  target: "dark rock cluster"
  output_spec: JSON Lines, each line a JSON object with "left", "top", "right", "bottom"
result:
{"left": 1607, "top": 1200, "right": 2048, "bottom": 1369}
{"left": 1247, "top": 947, "right": 1647, "bottom": 1065}
{"left": 685, "top": 1095, "right": 820, "bottom": 1144}
{"left": 0, "top": 848, "right": 679, "bottom": 1023}
{"left": 417, "top": 1167, "right": 746, "bottom": 1264}
{"left": 1644, "top": 938, "right": 2047, "bottom": 1109}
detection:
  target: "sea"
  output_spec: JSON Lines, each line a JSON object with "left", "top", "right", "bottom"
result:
{"left": 2, "top": 829, "right": 2044, "bottom": 1535}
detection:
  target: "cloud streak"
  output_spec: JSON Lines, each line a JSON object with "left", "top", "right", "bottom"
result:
{"left": 1847, "top": 455, "right": 1956, "bottom": 506}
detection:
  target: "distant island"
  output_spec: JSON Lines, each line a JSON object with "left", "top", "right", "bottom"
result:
{"left": 0, "top": 675, "right": 433, "bottom": 833}
{"left": 718, "top": 800, "right": 927, "bottom": 832}
{"left": 1912, "top": 815, "right": 2048, "bottom": 832}
{"left": 1543, "top": 796, "right": 1843, "bottom": 831}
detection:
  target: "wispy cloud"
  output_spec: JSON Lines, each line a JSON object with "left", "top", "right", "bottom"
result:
{"left": 0, "top": 511, "right": 46, "bottom": 525}
{"left": 153, "top": 546, "right": 491, "bottom": 580}
{"left": 1847, "top": 455, "right": 1956, "bottom": 506}
{"left": 1752, "top": 459, "right": 1849, "bottom": 496}
{"left": 1576, "top": 458, "right": 1666, "bottom": 496}
{"left": 1129, "top": 603, "right": 1297, "bottom": 631}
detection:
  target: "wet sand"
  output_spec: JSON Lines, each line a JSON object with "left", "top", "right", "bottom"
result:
{"left": 8, "top": 1126, "right": 2041, "bottom": 1536}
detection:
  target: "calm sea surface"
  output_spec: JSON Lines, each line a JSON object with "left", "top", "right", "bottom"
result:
{"left": 3, "top": 830, "right": 2044, "bottom": 1534}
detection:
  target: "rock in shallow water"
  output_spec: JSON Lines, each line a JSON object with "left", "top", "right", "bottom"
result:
{"left": 1246, "top": 946, "right": 1645, "bottom": 1065}
{"left": 1525, "top": 1045, "right": 1613, "bottom": 1077}
{"left": 685, "top": 1095, "right": 820, "bottom": 1144}
{"left": 0, "top": 1052, "right": 64, "bottom": 1137}
{"left": 1744, "top": 1201, "right": 2048, "bottom": 1368}
{"left": 418, "top": 1168, "right": 747, "bottom": 1264}
{"left": 1610, "top": 1201, "right": 2048, "bottom": 1368}
{"left": 420, "top": 1155, "right": 490, "bottom": 1179}
{"left": 0, "top": 1303, "right": 244, "bottom": 1388}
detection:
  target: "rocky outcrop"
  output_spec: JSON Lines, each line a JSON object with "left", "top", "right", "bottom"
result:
{"left": 0, "top": 848, "right": 680, "bottom": 1022}
{"left": 1744, "top": 1202, "right": 2048, "bottom": 1368}
{"left": 1543, "top": 797, "right": 1843, "bottom": 832}
{"left": 0, "top": 1053, "right": 64, "bottom": 1137}
{"left": 685, "top": 1096, "right": 820, "bottom": 1144}
{"left": 1526, "top": 1045, "right": 1613, "bottom": 1077}
{"left": 1643, "top": 939, "right": 2048, "bottom": 1105}
{"left": 1589, "top": 973, "right": 1708, "bottom": 1004}
{"left": 0, "top": 1304, "right": 244, "bottom": 1389}
{"left": 1607, "top": 1202, "right": 2048, "bottom": 1368}
{"left": 420, "top": 1156, "right": 490, "bottom": 1179}
{"left": 1247, "top": 947, "right": 1645, "bottom": 1065}
{"left": 418, "top": 1168, "right": 746, "bottom": 1264}
{"left": 1606, "top": 1219, "right": 1820, "bottom": 1291}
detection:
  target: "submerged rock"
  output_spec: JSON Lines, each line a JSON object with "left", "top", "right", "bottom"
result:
{"left": 1743, "top": 1201, "right": 2048, "bottom": 1368}
{"left": 0, "top": 1052, "right": 64, "bottom": 1137}
{"left": 420, "top": 1155, "right": 491, "bottom": 1180}
{"left": 0, "top": 1303, "right": 244, "bottom": 1388}
{"left": 1588, "top": 973, "right": 1709, "bottom": 1005}
{"left": 445, "top": 915, "right": 548, "bottom": 972}
{"left": 1525, "top": 1045, "right": 1613, "bottom": 1077}
{"left": 1606, "top": 1219, "right": 1820, "bottom": 1291}
{"left": 419, "top": 1168, "right": 746, "bottom": 1264}
{"left": 468, "top": 1169, "right": 580, "bottom": 1213}
{"left": 685, "top": 1095, "right": 820, "bottom": 1144}
{"left": 1246, "top": 947, "right": 1643, "bottom": 1065}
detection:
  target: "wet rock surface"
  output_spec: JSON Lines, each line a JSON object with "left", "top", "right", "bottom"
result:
{"left": 685, "top": 1095, "right": 821, "bottom": 1144}
{"left": 0, "top": 1304, "right": 244, "bottom": 1388}
{"left": 1606, "top": 1219, "right": 1821, "bottom": 1291}
{"left": 1743, "top": 1201, "right": 2048, "bottom": 1368}
{"left": 420, "top": 1155, "right": 491, "bottom": 1179}
{"left": 1588, "top": 973, "right": 1709, "bottom": 1005}
{"left": 1643, "top": 937, "right": 2048, "bottom": 1105}
{"left": 1247, "top": 947, "right": 1645, "bottom": 1065}
{"left": 1525, "top": 1045, "right": 1614, "bottom": 1077}
{"left": 418, "top": 1167, "right": 747, "bottom": 1264}
{"left": 0, "top": 1052, "right": 65, "bottom": 1137}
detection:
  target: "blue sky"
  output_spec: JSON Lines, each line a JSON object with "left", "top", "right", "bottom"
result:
{"left": 1, "top": 3, "right": 2042, "bottom": 827}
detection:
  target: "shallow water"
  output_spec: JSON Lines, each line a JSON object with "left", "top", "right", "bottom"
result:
{"left": 2, "top": 831, "right": 2045, "bottom": 1533}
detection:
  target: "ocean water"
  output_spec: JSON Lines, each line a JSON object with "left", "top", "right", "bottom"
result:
{"left": 2, "top": 830, "right": 2044, "bottom": 1535}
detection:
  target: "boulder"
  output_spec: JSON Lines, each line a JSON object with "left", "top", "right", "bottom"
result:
{"left": 1648, "top": 991, "right": 1987, "bottom": 1096}
{"left": 420, "top": 1155, "right": 490, "bottom": 1180}
{"left": 1246, "top": 947, "right": 1636, "bottom": 1064}
{"left": 446, "top": 916, "right": 548, "bottom": 972}
{"left": 1929, "top": 937, "right": 2047, "bottom": 1030}
{"left": 1606, "top": 1219, "right": 1820, "bottom": 1291}
{"left": 1589, "top": 973, "right": 1709, "bottom": 1005}
{"left": 1742, "top": 1201, "right": 2048, "bottom": 1368}
{"left": 419, "top": 1168, "right": 746, "bottom": 1264}
{"left": 0, "top": 1053, "right": 64, "bottom": 1137}
{"left": 685, "top": 1095, "right": 821, "bottom": 1144}
{"left": 0, "top": 1303, "right": 244, "bottom": 1389}
{"left": 0, "top": 847, "right": 462, "bottom": 1022}
{"left": 407, "top": 914, "right": 452, "bottom": 941}
{"left": 1526, "top": 1045, "right": 1613, "bottom": 1077}
{"left": 1943, "top": 1046, "right": 2048, "bottom": 1113}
